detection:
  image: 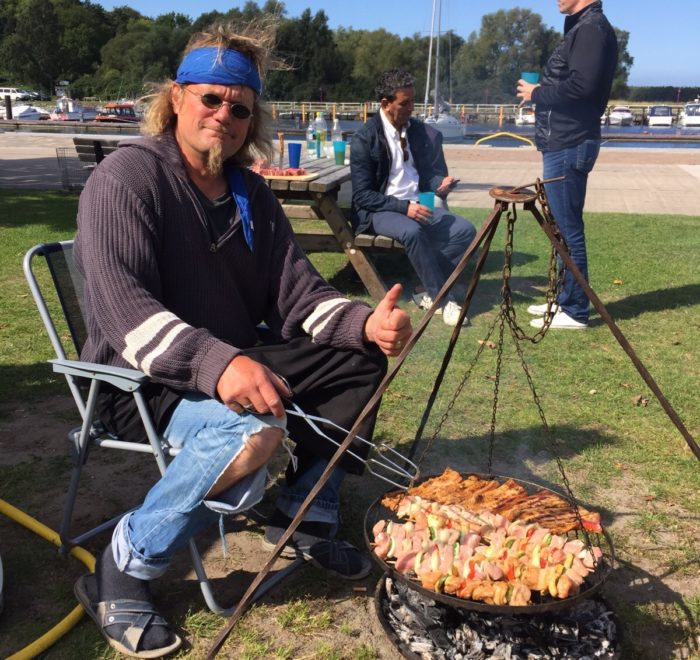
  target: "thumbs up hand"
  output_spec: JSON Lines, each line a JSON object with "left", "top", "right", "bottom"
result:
{"left": 363, "top": 283, "right": 412, "bottom": 356}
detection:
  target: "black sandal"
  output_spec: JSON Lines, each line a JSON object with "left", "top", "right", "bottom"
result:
{"left": 75, "top": 574, "right": 182, "bottom": 658}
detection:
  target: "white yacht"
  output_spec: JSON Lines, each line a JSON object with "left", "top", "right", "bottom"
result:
{"left": 515, "top": 105, "right": 535, "bottom": 126}
{"left": 0, "top": 104, "right": 49, "bottom": 120}
{"left": 607, "top": 105, "right": 633, "bottom": 126}
{"left": 50, "top": 97, "right": 98, "bottom": 121}
{"left": 422, "top": 0, "right": 464, "bottom": 139}
{"left": 646, "top": 105, "right": 674, "bottom": 127}
{"left": 678, "top": 102, "right": 700, "bottom": 128}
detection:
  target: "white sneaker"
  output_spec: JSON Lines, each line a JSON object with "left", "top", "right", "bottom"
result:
{"left": 442, "top": 301, "right": 468, "bottom": 327}
{"left": 530, "top": 310, "right": 587, "bottom": 330}
{"left": 412, "top": 292, "right": 442, "bottom": 315}
{"left": 527, "top": 302, "right": 560, "bottom": 316}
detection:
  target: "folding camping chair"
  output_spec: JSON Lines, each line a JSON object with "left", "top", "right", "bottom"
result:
{"left": 23, "top": 240, "right": 301, "bottom": 616}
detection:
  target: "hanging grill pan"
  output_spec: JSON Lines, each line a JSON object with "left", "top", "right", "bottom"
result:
{"left": 364, "top": 472, "right": 614, "bottom": 615}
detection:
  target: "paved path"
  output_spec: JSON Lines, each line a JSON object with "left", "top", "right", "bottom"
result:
{"left": 441, "top": 144, "right": 700, "bottom": 215}
{"left": 2, "top": 130, "right": 700, "bottom": 215}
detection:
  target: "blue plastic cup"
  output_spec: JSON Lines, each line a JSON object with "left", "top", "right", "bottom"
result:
{"left": 521, "top": 71, "right": 540, "bottom": 84}
{"left": 333, "top": 140, "right": 347, "bottom": 165}
{"left": 418, "top": 191, "right": 435, "bottom": 210}
{"left": 288, "top": 142, "right": 302, "bottom": 168}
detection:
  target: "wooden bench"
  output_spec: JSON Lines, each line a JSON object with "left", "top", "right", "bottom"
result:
{"left": 72, "top": 137, "right": 123, "bottom": 166}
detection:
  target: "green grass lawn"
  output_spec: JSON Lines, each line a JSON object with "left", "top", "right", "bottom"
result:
{"left": 0, "top": 188, "right": 698, "bottom": 658}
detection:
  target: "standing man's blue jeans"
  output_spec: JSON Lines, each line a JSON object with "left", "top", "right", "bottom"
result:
{"left": 542, "top": 139, "right": 600, "bottom": 324}
{"left": 371, "top": 208, "right": 476, "bottom": 302}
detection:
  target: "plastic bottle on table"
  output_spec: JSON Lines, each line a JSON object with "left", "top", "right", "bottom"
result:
{"left": 331, "top": 117, "right": 342, "bottom": 143}
{"left": 306, "top": 117, "right": 316, "bottom": 159}
{"left": 314, "top": 112, "right": 328, "bottom": 158}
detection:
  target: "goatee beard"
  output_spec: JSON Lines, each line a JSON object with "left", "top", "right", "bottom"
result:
{"left": 206, "top": 142, "right": 224, "bottom": 176}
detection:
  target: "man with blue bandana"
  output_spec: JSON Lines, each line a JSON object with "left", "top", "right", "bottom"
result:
{"left": 72, "top": 22, "right": 411, "bottom": 658}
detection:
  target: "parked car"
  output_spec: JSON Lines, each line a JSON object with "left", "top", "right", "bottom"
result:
{"left": 0, "top": 87, "right": 31, "bottom": 102}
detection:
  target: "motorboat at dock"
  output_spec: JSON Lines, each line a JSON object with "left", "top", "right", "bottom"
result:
{"left": 646, "top": 105, "right": 674, "bottom": 127}
{"left": 422, "top": 0, "right": 464, "bottom": 139}
{"left": 94, "top": 101, "right": 140, "bottom": 123}
{"left": 678, "top": 102, "right": 700, "bottom": 128}
{"left": 0, "top": 104, "right": 49, "bottom": 121}
{"left": 515, "top": 104, "right": 535, "bottom": 126}
{"left": 607, "top": 105, "right": 633, "bottom": 126}
{"left": 50, "top": 97, "right": 98, "bottom": 121}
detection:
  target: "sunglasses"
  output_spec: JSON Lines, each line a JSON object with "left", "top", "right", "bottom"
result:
{"left": 183, "top": 86, "right": 253, "bottom": 120}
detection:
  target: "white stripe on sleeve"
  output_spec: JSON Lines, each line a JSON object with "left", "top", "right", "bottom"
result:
{"left": 121, "top": 311, "right": 188, "bottom": 369}
{"left": 302, "top": 297, "right": 351, "bottom": 339}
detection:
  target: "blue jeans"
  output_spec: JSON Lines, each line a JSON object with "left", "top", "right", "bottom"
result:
{"left": 371, "top": 208, "right": 476, "bottom": 302}
{"left": 275, "top": 457, "right": 346, "bottom": 534}
{"left": 542, "top": 140, "right": 600, "bottom": 323}
{"left": 113, "top": 394, "right": 287, "bottom": 580}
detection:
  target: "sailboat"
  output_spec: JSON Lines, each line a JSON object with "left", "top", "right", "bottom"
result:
{"left": 423, "top": 0, "right": 464, "bottom": 139}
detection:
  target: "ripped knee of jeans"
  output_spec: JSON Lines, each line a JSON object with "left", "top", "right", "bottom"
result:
{"left": 206, "top": 416, "right": 287, "bottom": 499}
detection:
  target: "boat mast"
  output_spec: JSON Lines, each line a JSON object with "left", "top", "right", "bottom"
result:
{"left": 433, "top": 0, "right": 442, "bottom": 119}
{"left": 423, "top": 0, "right": 437, "bottom": 116}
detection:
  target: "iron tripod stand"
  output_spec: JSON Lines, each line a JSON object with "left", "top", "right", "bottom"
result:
{"left": 205, "top": 181, "right": 699, "bottom": 659}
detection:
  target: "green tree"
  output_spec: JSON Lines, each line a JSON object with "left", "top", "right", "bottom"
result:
{"left": 95, "top": 13, "right": 192, "bottom": 98}
{"left": 452, "top": 8, "right": 557, "bottom": 103}
{"left": 266, "top": 8, "right": 343, "bottom": 101}
{"left": 610, "top": 28, "right": 633, "bottom": 99}
{"left": 53, "top": 0, "right": 113, "bottom": 87}
{"left": 0, "top": 0, "right": 62, "bottom": 90}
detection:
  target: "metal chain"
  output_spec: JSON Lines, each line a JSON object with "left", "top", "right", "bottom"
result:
{"left": 415, "top": 314, "right": 501, "bottom": 469}
{"left": 487, "top": 312, "right": 507, "bottom": 476}
{"left": 506, "top": 318, "right": 594, "bottom": 551}
{"left": 411, "top": 185, "right": 594, "bottom": 554}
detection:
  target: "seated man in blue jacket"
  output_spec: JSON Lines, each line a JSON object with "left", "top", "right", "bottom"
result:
{"left": 350, "top": 68, "right": 476, "bottom": 326}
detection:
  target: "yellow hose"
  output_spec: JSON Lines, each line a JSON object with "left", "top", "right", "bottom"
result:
{"left": 0, "top": 498, "right": 95, "bottom": 660}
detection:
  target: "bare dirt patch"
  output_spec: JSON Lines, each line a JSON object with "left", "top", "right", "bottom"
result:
{"left": 1, "top": 396, "right": 698, "bottom": 659}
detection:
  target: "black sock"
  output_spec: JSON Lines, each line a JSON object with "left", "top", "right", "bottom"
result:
{"left": 96, "top": 544, "right": 175, "bottom": 651}
{"left": 96, "top": 544, "right": 151, "bottom": 602}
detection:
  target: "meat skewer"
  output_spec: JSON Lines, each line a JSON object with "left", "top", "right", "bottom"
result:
{"left": 372, "top": 469, "right": 605, "bottom": 607}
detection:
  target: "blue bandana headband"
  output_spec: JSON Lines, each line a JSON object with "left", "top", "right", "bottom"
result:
{"left": 175, "top": 47, "right": 262, "bottom": 95}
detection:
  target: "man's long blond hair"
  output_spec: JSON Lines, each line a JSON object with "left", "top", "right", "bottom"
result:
{"left": 141, "top": 20, "right": 278, "bottom": 166}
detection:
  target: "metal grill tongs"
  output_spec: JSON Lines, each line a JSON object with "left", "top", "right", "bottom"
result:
{"left": 284, "top": 401, "right": 419, "bottom": 489}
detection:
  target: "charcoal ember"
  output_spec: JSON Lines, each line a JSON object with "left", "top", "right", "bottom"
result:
{"left": 378, "top": 577, "right": 619, "bottom": 659}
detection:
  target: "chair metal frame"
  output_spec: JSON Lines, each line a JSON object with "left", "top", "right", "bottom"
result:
{"left": 23, "top": 240, "right": 300, "bottom": 616}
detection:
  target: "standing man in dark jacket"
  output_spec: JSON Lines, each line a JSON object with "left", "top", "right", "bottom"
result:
{"left": 517, "top": 0, "right": 618, "bottom": 329}
{"left": 351, "top": 69, "right": 476, "bottom": 327}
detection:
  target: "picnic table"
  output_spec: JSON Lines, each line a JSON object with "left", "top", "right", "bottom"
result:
{"left": 61, "top": 138, "right": 400, "bottom": 300}
{"left": 261, "top": 154, "right": 403, "bottom": 300}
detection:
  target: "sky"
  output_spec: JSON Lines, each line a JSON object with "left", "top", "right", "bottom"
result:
{"left": 94, "top": 0, "right": 700, "bottom": 88}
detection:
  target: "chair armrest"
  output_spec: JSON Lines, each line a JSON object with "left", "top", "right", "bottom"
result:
{"left": 49, "top": 358, "right": 148, "bottom": 392}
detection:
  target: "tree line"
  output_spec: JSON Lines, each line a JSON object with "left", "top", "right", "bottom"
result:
{"left": 3, "top": 0, "right": 692, "bottom": 105}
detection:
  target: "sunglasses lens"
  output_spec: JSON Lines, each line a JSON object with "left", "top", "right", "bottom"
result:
{"left": 191, "top": 89, "right": 252, "bottom": 120}
{"left": 200, "top": 93, "right": 223, "bottom": 110}
{"left": 230, "top": 104, "right": 252, "bottom": 120}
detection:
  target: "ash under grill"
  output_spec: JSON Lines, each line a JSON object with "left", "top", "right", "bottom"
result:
{"left": 375, "top": 575, "right": 620, "bottom": 659}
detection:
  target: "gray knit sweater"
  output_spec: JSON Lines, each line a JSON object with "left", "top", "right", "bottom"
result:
{"left": 74, "top": 129, "right": 373, "bottom": 399}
